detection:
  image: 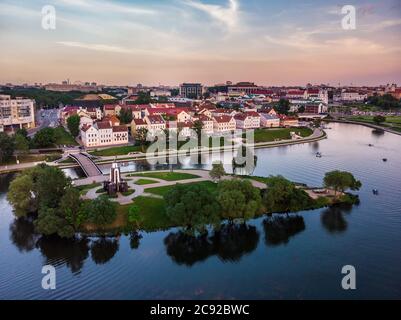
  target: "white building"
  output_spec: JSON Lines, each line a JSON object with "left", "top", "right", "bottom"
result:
{"left": 260, "top": 114, "right": 280, "bottom": 128}
{"left": 341, "top": 90, "right": 368, "bottom": 102}
{"left": 213, "top": 115, "right": 236, "bottom": 133}
{"left": 80, "top": 121, "right": 128, "bottom": 148}
{"left": 234, "top": 112, "right": 261, "bottom": 129}
{"left": 0, "top": 95, "right": 35, "bottom": 132}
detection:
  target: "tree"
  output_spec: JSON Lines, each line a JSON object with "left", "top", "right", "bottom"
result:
{"left": 128, "top": 205, "right": 142, "bottom": 228}
{"left": 14, "top": 133, "right": 30, "bottom": 153}
{"left": 86, "top": 195, "right": 117, "bottom": 226}
{"left": 216, "top": 179, "right": 262, "bottom": 222}
{"left": 264, "top": 175, "right": 312, "bottom": 212}
{"left": 164, "top": 184, "right": 220, "bottom": 233}
{"left": 276, "top": 99, "right": 290, "bottom": 115}
{"left": 135, "top": 127, "right": 149, "bottom": 152}
{"left": 32, "top": 128, "right": 56, "bottom": 148}
{"left": 0, "top": 132, "right": 15, "bottom": 163}
{"left": 60, "top": 187, "right": 84, "bottom": 228}
{"left": 67, "top": 114, "right": 80, "bottom": 137}
{"left": 35, "top": 165, "right": 71, "bottom": 209}
{"left": 209, "top": 161, "right": 226, "bottom": 181}
{"left": 34, "top": 207, "right": 74, "bottom": 238}
{"left": 15, "top": 128, "right": 28, "bottom": 138}
{"left": 7, "top": 173, "right": 36, "bottom": 217}
{"left": 323, "top": 171, "right": 362, "bottom": 199}
{"left": 118, "top": 107, "right": 133, "bottom": 124}
{"left": 193, "top": 120, "right": 204, "bottom": 145}
{"left": 373, "top": 115, "right": 386, "bottom": 125}
{"left": 368, "top": 94, "right": 400, "bottom": 110}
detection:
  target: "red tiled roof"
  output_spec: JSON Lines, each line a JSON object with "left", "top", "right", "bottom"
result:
{"left": 96, "top": 121, "right": 112, "bottom": 129}
{"left": 81, "top": 124, "right": 92, "bottom": 132}
{"left": 133, "top": 119, "right": 146, "bottom": 125}
{"left": 147, "top": 115, "right": 165, "bottom": 124}
{"left": 112, "top": 125, "right": 128, "bottom": 133}
{"left": 213, "top": 115, "right": 233, "bottom": 123}
{"left": 104, "top": 104, "right": 118, "bottom": 110}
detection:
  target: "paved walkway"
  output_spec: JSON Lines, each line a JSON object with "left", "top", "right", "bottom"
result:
{"left": 69, "top": 153, "right": 102, "bottom": 177}
{"left": 77, "top": 169, "right": 284, "bottom": 205}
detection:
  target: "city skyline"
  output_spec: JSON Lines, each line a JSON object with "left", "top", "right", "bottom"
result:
{"left": 1, "top": 0, "right": 401, "bottom": 86}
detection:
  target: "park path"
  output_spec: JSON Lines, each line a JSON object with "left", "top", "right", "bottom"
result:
{"left": 78, "top": 169, "right": 268, "bottom": 205}
{"left": 77, "top": 169, "right": 332, "bottom": 205}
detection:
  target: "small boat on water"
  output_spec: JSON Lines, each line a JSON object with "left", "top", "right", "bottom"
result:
{"left": 368, "top": 144, "right": 374, "bottom": 147}
{"left": 316, "top": 152, "right": 322, "bottom": 158}
{"left": 383, "top": 158, "right": 388, "bottom": 162}
{"left": 372, "top": 189, "right": 379, "bottom": 195}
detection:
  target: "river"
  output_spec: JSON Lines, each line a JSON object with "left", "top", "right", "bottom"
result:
{"left": 0, "top": 122, "right": 400, "bottom": 299}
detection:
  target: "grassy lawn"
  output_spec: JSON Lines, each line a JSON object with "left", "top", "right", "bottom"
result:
{"left": 134, "top": 178, "right": 159, "bottom": 185}
{"left": 116, "top": 196, "right": 172, "bottom": 231}
{"left": 244, "top": 127, "right": 313, "bottom": 143}
{"left": 1, "top": 153, "right": 62, "bottom": 165}
{"left": 89, "top": 145, "right": 142, "bottom": 157}
{"left": 145, "top": 180, "right": 217, "bottom": 197}
{"left": 53, "top": 127, "right": 78, "bottom": 146}
{"left": 348, "top": 116, "right": 401, "bottom": 130}
{"left": 128, "top": 171, "right": 200, "bottom": 181}
{"left": 121, "top": 189, "right": 135, "bottom": 196}
{"left": 74, "top": 182, "right": 102, "bottom": 196}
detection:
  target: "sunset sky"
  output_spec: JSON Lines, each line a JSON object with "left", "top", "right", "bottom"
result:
{"left": 0, "top": 0, "right": 400, "bottom": 86}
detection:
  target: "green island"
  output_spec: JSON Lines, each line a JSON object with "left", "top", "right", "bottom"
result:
{"left": 6, "top": 163, "right": 362, "bottom": 237}
{"left": 347, "top": 115, "right": 401, "bottom": 133}
{"left": 245, "top": 127, "right": 313, "bottom": 143}
{"left": 127, "top": 171, "right": 201, "bottom": 181}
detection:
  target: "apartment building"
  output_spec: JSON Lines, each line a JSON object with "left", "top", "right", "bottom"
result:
{"left": 260, "top": 114, "right": 280, "bottom": 128}
{"left": 80, "top": 120, "right": 128, "bottom": 148}
{"left": 234, "top": 112, "right": 261, "bottom": 129}
{"left": 179, "top": 83, "right": 203, "bottom": 99}
{"left": 213, "top": 115, "right": 236, "bottom": 133}
{"left": 0, "top": 95, "right": 35, "bottom": 132}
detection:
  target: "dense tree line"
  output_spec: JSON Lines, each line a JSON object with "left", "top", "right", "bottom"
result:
{"left": 0, "top": 88, "right": 84, "bottom": 108}
{"left": 164, "top": 171, "right": 361, "bottom": 234}
{"left": 367, "top": 94, "right": 400, "bottom": 110}
{"left": 7, "top": 165, "right": 116, "bottom": 238}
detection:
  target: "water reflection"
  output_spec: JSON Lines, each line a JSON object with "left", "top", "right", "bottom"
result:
{"left": 371, "top": 129, "right": 385, "bottom": 136}
{"left": 90, "top": 237, "right": 120, "bottom": 265}
{"left": 36, "top": 236, "right": 90, "bottom": 274}
{"left": 8, "top": 216, "right": 124, "bottom": 273}
{"left": 164, "top": 223, "right": 259, "bottom": 266}
{"left": 9, "top": 216, "right": 39, "bottom": 252}
{"left": 320, "top": 203, "right": 353, "bottom": 234}
{"left": 263, "top": 215, "right": 305, "bottom": 246}
{"left": 129, "top": 232, "right": 142, "bottom": 250}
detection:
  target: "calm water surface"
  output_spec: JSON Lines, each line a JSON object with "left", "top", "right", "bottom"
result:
{"left": 1, "top": 123, "right": 400, "bottom": 299}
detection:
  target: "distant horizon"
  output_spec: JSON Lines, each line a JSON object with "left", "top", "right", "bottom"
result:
{"left": 1, "top": 1, "right": 400, "bottom": 86}
{"left": 1, "top": 80, "right": 401, "bottom": 88}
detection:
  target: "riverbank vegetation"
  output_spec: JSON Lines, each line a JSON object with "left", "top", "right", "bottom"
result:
{"left": 348, "top": 115, "right": 401, "bottom": 132}
{"left": 244, "top": 127, "right": 313, "bottom": 143}
{"left": 6, "top": 165, "right": 361, "bottom": 237}
{"left": 7, "top": 164, "right": 118, "bottom": 237}
{"left": 0, "top": 127, "right": 76, "bottom": 165}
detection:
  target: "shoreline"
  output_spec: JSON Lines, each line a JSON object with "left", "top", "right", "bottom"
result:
{"left": 325, "top": 119, "right": 401, "bottom": 136}
{"left": 0, "top": 128, "right": 326, "bottom": 174}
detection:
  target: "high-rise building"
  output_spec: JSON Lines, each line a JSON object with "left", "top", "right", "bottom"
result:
{"left": 0, "top": 95, "right": 35, "bottom": 132}
{"left": 179, "top": 83, "right": 203, "bottom": 99}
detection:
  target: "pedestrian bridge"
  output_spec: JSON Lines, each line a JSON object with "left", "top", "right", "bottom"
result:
{"left": 68, "top": 153, "right": 102, "bottom": 177}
